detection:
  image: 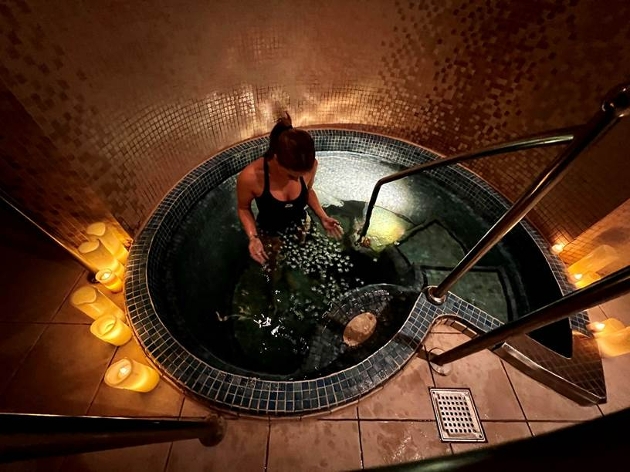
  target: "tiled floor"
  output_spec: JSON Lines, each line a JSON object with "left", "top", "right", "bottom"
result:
{"left": 1, "top": 209, "right": 629, "bottom": 471}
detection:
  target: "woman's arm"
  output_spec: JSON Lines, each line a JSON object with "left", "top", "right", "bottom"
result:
{"left": 306, "top": 160, "right": 343, "bottom": 239}
{"left": 236, "top": 167, "right": 268, "bottom": 264}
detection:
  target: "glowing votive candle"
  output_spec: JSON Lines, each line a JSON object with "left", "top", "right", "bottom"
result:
{"left": 79, "top": 240, "right": 124, "bottom": 279}
{"left": 70, "top": 286, "right": 125, "bottom": 321}
{"left": 587, "top": 318, "right": 625, "bottom": 339}
{"left": 574, "top": 271, "right": 602, "bottom": 289}
{"left": 86, "top": 222, "right": 129, "bottom": 264}
{"left": 104, "top": 358, "right": 160, "bottom": 392}
{"left": 596, "top": 327, "right": 630, "bottom": 358}
{"left": 568, "top": 245, "right": 617, "bottom": 279}
{"left": 90, "top": 314, "right": 132, "bottom": 346}
{"left": 551, "top": 243, "right": 565, "bottom": 255}
{"left": 95, "top": 269, "right": 123, "bottom": 293}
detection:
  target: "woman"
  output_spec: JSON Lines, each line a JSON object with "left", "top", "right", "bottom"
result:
{"left": 237, "top": 113, "right": 343, "bottom": 264}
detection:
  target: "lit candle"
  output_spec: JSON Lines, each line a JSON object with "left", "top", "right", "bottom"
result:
{"left": 79, "top": 240, "right": 124, "bottom": 279}
{"left": 95, "top": 269, "right": 123, "bottom": 293}
{"left": 70, "top": 286, "right": 125, "bottom": 321}
{"left": 90, "top": 314, "right": 132, "bottom": 346}
{"left": 86, "top": 222, "right": 129, "bottom": 264}
{"left": 587, "top": 318, "right": 625, "bottom": 339}
{"left": 551, "top": 243, "right": 565, "bottom": 255}
{"left": 596, "top": 327, "right": 630, "bottom": 358}
{"left": 104, "top": 358, "right": 160, "bottom": 392}
{"left": 568, "top": 245, "right": 618, "bottom": 279}
{"left": 574, "top": 271, "right": 602, "bottom": 289}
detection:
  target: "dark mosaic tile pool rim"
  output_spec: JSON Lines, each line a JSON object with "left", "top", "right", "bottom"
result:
{"left": 125, "top": 129, "right": 595, "bottom": 416}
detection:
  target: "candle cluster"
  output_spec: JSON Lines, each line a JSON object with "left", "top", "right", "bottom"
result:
{"left": 78, "top": 222, "right": 128, "bottom": 293}
{"left": 70, "top": 223, "right": 160, "bottom": 392}
{"left": 566, "top": 245, "right": 617, "bottom": 289}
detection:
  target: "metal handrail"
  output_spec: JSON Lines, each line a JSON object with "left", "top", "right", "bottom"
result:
{"left": 357, "top": 82, "right": 629, "bottom": 306}
{"left": 428, "top": 82, "right": 630, "bottom": 302}
{"left": 429, "top": 266, "right": 630, "bottom": 366}
{"left": 356, "top": 126, "right": 579, "bottom": 242}
{"left": 0, "top": 412, "right": 226, "bottom": 463}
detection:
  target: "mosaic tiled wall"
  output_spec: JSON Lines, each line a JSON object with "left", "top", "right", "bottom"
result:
{"left": 1, "top": 0, "right": 629, "bottom": 256}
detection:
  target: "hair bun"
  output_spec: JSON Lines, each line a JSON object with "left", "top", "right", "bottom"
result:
{"left": 277, "top": 111, "right": 293, "bottom": 129}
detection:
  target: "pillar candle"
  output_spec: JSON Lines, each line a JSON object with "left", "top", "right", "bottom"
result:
{"left": 90, "top": 314, "right": 132, "bottom": 346}
{"left": 568, "top": 245, "right": 618, "bottom": 279}
{"left": 95, "top": 269, "right": 123, "bottom": 293}
{"left": 86, "top": 222, "right": 129, "bottom": 264}
{"left": 70, "top": 286, "right": 125, "bottom": 321}
{"left": 78, "top": 240, "right": 124, "bottom": 279}
{"left": 104, "top": 358, "right": 160, "bottom": 392}
{"left": 596, "top": 327, "right": 630, "bottom": 358}
{"left": 587, "top": 318, "right": 625, "bottom": 339}
{"left": 574, "top": 271, "right": 602, "bottom": 289}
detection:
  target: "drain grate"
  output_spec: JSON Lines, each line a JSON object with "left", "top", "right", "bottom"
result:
{"left": 430, "top": 388, "right": 486, "bottom": 442}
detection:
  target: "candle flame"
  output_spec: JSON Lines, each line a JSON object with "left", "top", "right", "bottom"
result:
{"left": 551, "top": 243, "right": 565, "bottom": 254}
{"left": 593, "top": 322, "right": 606, "bottom": 332}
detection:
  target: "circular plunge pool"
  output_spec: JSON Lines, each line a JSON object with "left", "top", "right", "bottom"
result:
{"left": 125, "top": 129, "right": 576, "bottom": 416}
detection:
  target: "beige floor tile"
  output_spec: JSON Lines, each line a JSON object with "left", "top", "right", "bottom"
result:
{"left": 324, "top": 403, "right": 358, "bottom": 419}
{"left": 53, "top": 301, "right": 93, "bottom": 325}
{"left": 0, "top": 457, "right": 65, "bottom": 472}
{"left": 600, "top": 293, "right": 630, "bottom": 325}
{"left": 450, "top": 421, "right": 531, "bottom": 453}
{"left": 599, "top": 354, "right": 630, "bottom": 414}
{"left": 503, "top": 362, "right": 601, "bottom": 420}
{"left": 358, "top": 357, "right": 435, "bottom": 420}
{"left": 0, "top": 246, "right": 84, "bottom": 323}
{"left": 180, "top": 397, "right": 213, "bottom": 418}
{"left": 424, "top": 333, "right": 524, "bottom": 420}
{"left": 0, "top": 323, "right": 47, "bottom": 394}
{"left": 180, "top": 397, "right": 239, "bottom": 421}
{"left": 0, "top": 324, "right": 115, "bottom": 415}
{"left": 360, "top": 421, "right": 451, "bottom": 468}
{"left": 167, "top": 419, "right": 268, "bottom": 472}
{"left": 52, "top": 278, "right": 95, "bottom": 325}
{"left": 268, "top": 420, "right": 361, "bottom": 472}
{"left": 88, "top": 341, "right": 184, "bottom": 418}
{"left": 528, "top": 421, "right": 576, "bottom": 436}
{"left": 62, "top": 443, "right": 170, "bottom": 472}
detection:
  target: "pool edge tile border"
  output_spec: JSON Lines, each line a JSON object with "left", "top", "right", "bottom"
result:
{"left": 125, "top": 129, "right": 602, "bottom": 416}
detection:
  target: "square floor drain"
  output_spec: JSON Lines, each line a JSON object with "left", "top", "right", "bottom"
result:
{"left": 430, "top": 388, "right": 486, "bottom": 442}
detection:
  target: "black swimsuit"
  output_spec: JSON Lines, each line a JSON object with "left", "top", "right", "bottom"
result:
{"left": 255, "top": 159, "right": 309, "bottom": 235}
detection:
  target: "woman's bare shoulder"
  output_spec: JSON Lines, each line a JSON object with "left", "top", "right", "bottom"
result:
{"left": 237, "top": 157, "right": 265, "bottom": 188}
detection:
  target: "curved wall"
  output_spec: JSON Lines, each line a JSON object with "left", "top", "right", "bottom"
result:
{"left": 1, "top": 0, "right": 629, "bottom": 258}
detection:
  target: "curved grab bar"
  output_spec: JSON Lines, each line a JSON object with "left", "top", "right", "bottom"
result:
{"left": 429, "top": 265, "right": 630, "bottom": 366}
{"left": 356, "top": 126, "right": 579, "bottom": 243}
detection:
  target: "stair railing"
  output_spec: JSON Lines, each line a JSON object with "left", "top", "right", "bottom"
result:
{"left": 429, "top": 265, "right": 630, "bottom": 366}
{"left": 357, "top": 82, "right": 630, "bottom": 306}
{"left": 0, "top": 412, "right": 226, "bottom": 463}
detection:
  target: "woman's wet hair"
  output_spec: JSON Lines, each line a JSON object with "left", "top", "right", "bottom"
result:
{"left": 264, "top": 113, "right": 315, "bottom": 172}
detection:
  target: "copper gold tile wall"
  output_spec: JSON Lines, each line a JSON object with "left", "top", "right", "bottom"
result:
{"left": 1, "top": 0, "right": 629, "bottom": 254}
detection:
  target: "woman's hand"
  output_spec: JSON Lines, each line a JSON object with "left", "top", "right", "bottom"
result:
{"left": 320, "top": 216, "right": 344, "bottom": 239}
{"left": 248, "top": 236, "right": 268, "bottom": 265}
